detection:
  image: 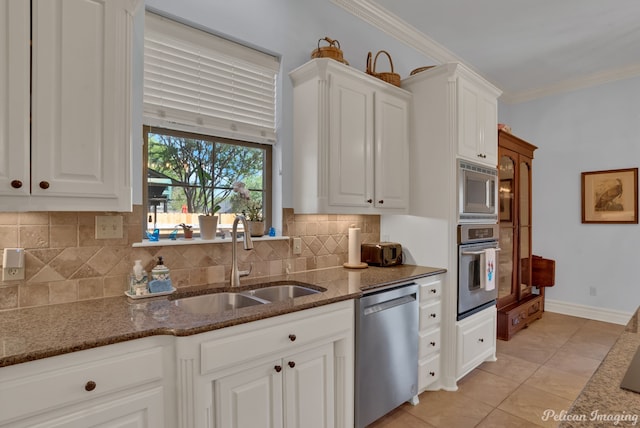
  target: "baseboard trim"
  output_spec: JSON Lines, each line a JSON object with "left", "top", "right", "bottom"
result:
{"left": 545, "top": 299, "right": 633, "bottom": 325}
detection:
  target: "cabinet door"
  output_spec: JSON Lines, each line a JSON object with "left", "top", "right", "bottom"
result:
{"left": 328, "top": 72, "right": 374, "bottom": 208}
{"left": 283, "top": 343, "right": 335, "bottom": 428}
{"left": 458, "top": 79, "right": 481, "bottom": 161}
{"left": 30, "top": 0, "right": 133, "bottom": 210}
{"left": 374, "top": 90, "right": 409, "bottom": 209}
{"left": 0, "top": 0, "right": 30, "bottom": 198}
{"left": 216, "top": 359, "right": 284, "bottom": 428}
{"left": 479, "top": 95, "right": 498, "bottom": 166}
{"left": 458, "top": 79, "right": 498, "bottom": 167}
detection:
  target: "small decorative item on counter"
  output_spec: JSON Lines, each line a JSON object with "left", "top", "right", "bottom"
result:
{"left": 366, "top": 50, "right": 401, "bottom": 87}
{"left": 129, "top": 260, "right": 149, "bottom": 296}
{"left": 178, "top": 223, "right": 193, "bottom": 239}
{"left": 149, "top": 256, "right": 173, "bottom": 293}
{"left": 146, "top": 228, "right": 160, "bottom": 241}
{"left": 268, "top": 227, "right": 276, "bottom": 237}
{"left": 311, "top": 37, "right": 348, "bottom": 65}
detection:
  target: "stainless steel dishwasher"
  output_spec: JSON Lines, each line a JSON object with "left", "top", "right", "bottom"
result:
{"left": 355, "top": 282, "right": 419, "bottom": 428}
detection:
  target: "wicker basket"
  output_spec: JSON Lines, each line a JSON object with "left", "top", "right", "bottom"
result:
{"left": 410, "top": 65, "right": 436, "bottom": 76}
{"left": 366, "top": 50, "right": 401, "bottom": 87}
{"left": 311, "top": 37, "right": 347, "bottom": 64}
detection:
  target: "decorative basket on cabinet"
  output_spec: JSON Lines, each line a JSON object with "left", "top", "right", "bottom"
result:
{"left": 366, "top": 50, "right": 401, "bottom": 87}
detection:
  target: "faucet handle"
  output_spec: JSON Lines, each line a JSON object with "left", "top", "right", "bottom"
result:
{"left": 239, "top": 263, "right": 253, "bottom": 278}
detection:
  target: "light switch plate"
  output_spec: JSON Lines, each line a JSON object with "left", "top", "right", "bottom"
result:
{"left": 292, "top": 237, "right": 302, "bottom": 255}
{"left": 95, "top": 215, "right": 124, "bottom": 239}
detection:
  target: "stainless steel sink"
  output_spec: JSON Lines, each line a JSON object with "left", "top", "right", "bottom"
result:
{"left": 173, "top": 292, "right": 265, "bottom": 315}
{"left": 243, "top": 284, "right": 322, "bottom": 302}
{"left": 172, "top": 283, "right": 324, "bottom": 315}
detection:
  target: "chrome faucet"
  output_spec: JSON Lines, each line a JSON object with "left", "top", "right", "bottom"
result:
{"left": 230, "top": 214, "right": 254, "bottom": 287}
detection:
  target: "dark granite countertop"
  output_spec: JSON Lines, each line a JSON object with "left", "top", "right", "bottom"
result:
{"left": 560, "top": 307, "right": 640, "bottom": 427}
{"left": 0, "top": 265, "right": 445, "bottom": 367}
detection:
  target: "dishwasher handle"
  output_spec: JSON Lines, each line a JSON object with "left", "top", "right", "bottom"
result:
{"left": 363, "top": 294, "right": 416, "bottom": 316}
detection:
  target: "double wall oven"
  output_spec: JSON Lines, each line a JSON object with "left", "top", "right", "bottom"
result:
{"left": 457, "top": 160, "right": 500, "bottom": 320}
{"left": 457, "top": 223, "right": 499, "bottom": 320}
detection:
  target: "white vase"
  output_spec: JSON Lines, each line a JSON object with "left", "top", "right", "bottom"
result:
{"left": 198, "top": 215, "right": 218, "bottom": 240}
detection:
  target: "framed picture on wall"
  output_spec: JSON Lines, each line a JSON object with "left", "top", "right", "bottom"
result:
{"left": 581, "top": 168, "right": 638, "bottom": 224}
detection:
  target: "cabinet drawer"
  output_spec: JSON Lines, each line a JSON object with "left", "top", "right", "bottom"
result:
{"left": 419, "top": 300, "right": 441, "bottom": 331}
{"left": 419, "top": 278, "right": 442, "bottom": 302}
{"left": 0, "top": 346, "right": 163, "bottom": 423}
{"left": 419, "top": 354, "right": 440, "bottom": 390}
{"left": 419, "top": 329, "right": 440, "bottom": 359}
{"left": 201, "top": 303, "right": 353, "bottom": 375}
{"left": 457, "top": 308, "right": 496, "bottom": 378}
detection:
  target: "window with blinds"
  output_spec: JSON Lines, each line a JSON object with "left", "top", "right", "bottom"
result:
{"left": 144, "top": 12, "right": 280, "bottom": 144}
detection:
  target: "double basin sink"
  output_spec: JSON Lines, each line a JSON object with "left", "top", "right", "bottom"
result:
{"left": 172, "top": 283, "right": 324, "bottom": 315}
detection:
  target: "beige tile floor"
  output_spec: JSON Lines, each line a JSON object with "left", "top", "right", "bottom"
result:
{"left": 369, "top": 312, "right": 626, "bottom": 428}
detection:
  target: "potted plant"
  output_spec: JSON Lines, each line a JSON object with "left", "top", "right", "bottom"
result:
{"left": 177, "top": 223, "right": 193, "bottom": 239}
{"left": 233, "top": 182, "right": 265, "bottom": 237}
{"left": 198, "top": 204, "right": 221, "bottom": 240}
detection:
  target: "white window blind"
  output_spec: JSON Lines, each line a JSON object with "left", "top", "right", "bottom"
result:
{"left": 144, "top": 12, "right": 279, "bottom": 143}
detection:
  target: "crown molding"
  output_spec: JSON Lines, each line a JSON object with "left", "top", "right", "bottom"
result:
{"left": 501, "top": 63, "right": 640, "bottom": 104}
{"left": 332, "top": 0, "right": 640, "bottom": 104}
{"left": 331, "top": 0, "right": 462, "bottom": 65}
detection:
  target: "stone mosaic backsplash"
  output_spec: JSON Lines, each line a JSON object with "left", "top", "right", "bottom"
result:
{"left": 0, "top": 207, "right": 380, "bottom": 310}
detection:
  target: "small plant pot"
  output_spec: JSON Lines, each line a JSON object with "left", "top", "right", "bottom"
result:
{"left": 198, "top": 215, "right": 218, "bottom": 240}
{"left": 247, "top": 221, "right": 265, "bottom": 237}
{"left": 183, "top": 229, "right": 193, "bottom": 239}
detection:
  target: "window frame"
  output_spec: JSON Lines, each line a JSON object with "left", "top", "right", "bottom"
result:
{"left": 142, "top": 125, "right": 272, "bottom": 240}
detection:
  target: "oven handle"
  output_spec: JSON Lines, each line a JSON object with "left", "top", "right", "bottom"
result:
{"left": 461, "top": 248, "right": 502, "bottom": 256}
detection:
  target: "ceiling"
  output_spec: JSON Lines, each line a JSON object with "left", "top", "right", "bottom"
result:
{"left": 353, "top": 0, "right": 640, "bottom": 103}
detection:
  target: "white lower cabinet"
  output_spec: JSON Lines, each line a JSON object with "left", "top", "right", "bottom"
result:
{"left": 177, "top": 300, "right": 354, "bottom": 428}
{"left": 456, "top": 306, "right": 497, "bottom": 380}
{"left": 417, "top": 274, "right": 443, "bottom": 392}
{"left": 0, "top": 336, "right": 175, "bottom": 428}
{"left": 217, "top": 342, "right": 334, "bottom": 428}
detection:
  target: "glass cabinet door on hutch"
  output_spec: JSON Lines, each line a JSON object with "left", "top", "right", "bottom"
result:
{"left": 496, "top": 130, "right": 541, "bottom": 341}
{"left": 498, "top": 152, "right": 516, "bottom": 308}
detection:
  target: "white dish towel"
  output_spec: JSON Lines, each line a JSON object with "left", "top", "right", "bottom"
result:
{"left": 481, "top": 248, "right": 496, "bottom": 291}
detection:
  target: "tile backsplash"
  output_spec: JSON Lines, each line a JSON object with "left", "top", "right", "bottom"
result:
{"left": 0, "top": 207, "right": 379, "bottom": 311}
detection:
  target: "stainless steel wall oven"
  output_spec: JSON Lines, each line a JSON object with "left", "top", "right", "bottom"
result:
{"left": 457, "top": 224, "right": 499, "bottom": 320}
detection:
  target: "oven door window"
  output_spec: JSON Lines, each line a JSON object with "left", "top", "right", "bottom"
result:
{"left": 467, "top": 255, "right": 481, "bottom": 290}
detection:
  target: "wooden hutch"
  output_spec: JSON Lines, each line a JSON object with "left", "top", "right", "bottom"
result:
{"left": 496, "top": 130, "right": 555, "bottom": 340}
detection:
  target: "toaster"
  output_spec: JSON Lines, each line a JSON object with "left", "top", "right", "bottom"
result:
{"left": 361, "top": 242, "right": 403, "bottom": 267}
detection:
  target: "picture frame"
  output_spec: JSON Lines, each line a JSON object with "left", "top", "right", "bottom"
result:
{"left": 581, "top": 168, "right": 638, "bottom": 224}
{"left": 499, "top": 179, "right": 512, "bottom": 222}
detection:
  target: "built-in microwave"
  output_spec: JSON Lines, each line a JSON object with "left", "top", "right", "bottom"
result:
{"left": 458, "top": 159, "right": 498, "bottom": 223}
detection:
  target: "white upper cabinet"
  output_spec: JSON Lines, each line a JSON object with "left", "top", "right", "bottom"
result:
{"left": 290, "top": 59, "right": 411, "bottom": 214}
{"left": 457, "top": 77, "right": 499, "bottom": 166}
{"left": 0, "top": 1, "right": 30, "bottom": 200}
{"left": 0, "top": 0, "right": 138, "bottom": 211}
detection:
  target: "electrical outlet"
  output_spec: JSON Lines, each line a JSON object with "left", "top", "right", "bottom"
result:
{"left": 292, "top": 237, "right": 302, "bottom": 255}
{"left": 95, "top": 216, "right": 123, "bottom": 239}
{"left": 2, "top": 267, "right": 25, "bottom": 281}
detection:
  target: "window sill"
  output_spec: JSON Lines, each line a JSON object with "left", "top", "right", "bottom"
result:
{"left": 132, "top": 235, "right": 289, "bottom": 248}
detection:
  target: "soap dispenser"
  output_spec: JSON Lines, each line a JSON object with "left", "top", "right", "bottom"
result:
{"left": 130, "top": 260, "right": 149, "bottom": 296}
{"left": 149, "top": 256, "right": 173, "bottom": 293}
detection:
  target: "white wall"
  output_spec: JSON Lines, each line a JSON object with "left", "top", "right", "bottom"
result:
{"left": 500, "top": 76, "right": 640, "bottom": 314}
{"left": 136, "top": 0, "right": 432, "bottom": 231}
